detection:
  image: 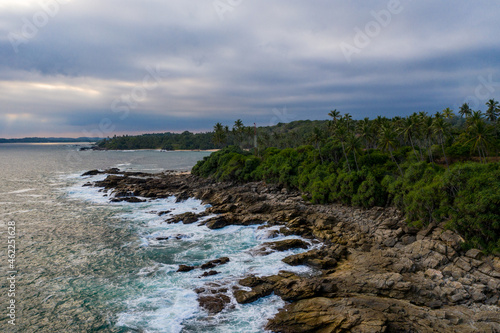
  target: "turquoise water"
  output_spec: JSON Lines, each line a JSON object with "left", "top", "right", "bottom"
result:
{"left": 0, "top": 144, "right": 313, "bottom": 332}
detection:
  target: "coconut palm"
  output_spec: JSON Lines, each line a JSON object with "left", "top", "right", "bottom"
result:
{"left": 213, "top": 122, "right": 227, "bottom": 148}
{"left": 328, "top": 109, "right": 341, "bottom": 121}
{"left": 432, "top": 114, "right": 450, "bottom": 167}
{"left": 443, "top": 107, "right": 454, "bottom": 119}
{"left": 378, "top": 124, "right": 403, "bottom": 176}
{"left": 485, "top": 99, "right": 499, "bottom": 122}
{"left": 309, "top": 127, "right": 325, "bottom": 162}
{"left": 357, "top": 117, "right": 372, "bottom": 149}
{"left": 459, "top": 103, "right": 472, "bottom": 118}
{"left": 335, "top": 119, "right": 351, "bottom": 172}
{"left": 466, "top": 119, "right": 494, "bottom": 162}
{"left": 345, "top": 133, "right": 361, "bottom": 171}
{"left": 232, "top": 119, "right": 245, "bottom": 147}
{"left": 467, "top": 110, "right": 484, "bottom": 129}
{"left": 401, "top": 116, "right": 419, "bottom": 159}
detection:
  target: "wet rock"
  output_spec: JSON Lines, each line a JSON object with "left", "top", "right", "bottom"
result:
{"left": 234, "top": 284, "right": 274, "bottom": 304}
{"left": 198, "top": 294, "right": 231, "bottom": 314}
{"left": 200, "top": 270, "right": 219, "bottom": 277}
{"left": 201, "top": 257, "right": 230, "bottom": 270}
{"left": 204, "top": 214, "right": 236, "bottom": 229}
{"left": 104, "top": 168, "right": 121, "bottom": 174}
{"left": 261, "top": 239, "right": 309, "bottom": 252}
{"left": 81, "top": 169, "right": 102, "bottom": 176}
{"left": 165, "top": 212, "right": 200, "bottom": 224}
{"left": 110, "top": 196, "right": 145, "bottom": 203}
{"left": 177, "top": 265, "right": 195, "bottom": 272}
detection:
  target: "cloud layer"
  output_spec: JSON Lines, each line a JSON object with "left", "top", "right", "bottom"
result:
{"left": 1, "top": 0, "right": 499, "bottom": 137}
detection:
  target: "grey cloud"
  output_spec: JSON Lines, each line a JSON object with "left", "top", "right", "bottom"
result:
{"left": 1, "top": 0, "right": 499, "bottom": 137}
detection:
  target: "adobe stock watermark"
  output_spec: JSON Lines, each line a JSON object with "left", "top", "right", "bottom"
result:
{"left": 213, "top": 0, "right": 244, "bottom": 21}
{"left": 5, "top": 219, "right": 17, "bottom": 326}
{"left": 268, "top": 106, "right": 296, "bottom": 126}
{"left": 456, "top": 74, "right": 500, "bottom": 112}
{"left": 65, "top": 66, "right": 169, "bottom": 166}
{"left": 8, "top": 0, "right": 72, "bottom": 53}
{"left": 340, "top": 0, "right": 408, "bottom": 63}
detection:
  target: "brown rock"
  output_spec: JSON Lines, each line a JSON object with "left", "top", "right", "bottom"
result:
{"left": 262, "top": 239, "right": 309, "bottom": 252}
{"left": 200, "top": 257, "right": 230, "bottom": 270}
{"left": 177, "top": 265, "right": 195, "bottom": 272}
{"left": 198, "top": 294, "right": 231, "bottom": 314}
{"left": 234, "top": 284, "right": 274, "bottom": 304}
{"left": 200, "top": 270, "right": 219, "bottom": 277}
{"left": 465, "top": 249, "right": 484, "bottom": 260}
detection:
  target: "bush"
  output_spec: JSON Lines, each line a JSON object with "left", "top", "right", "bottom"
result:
{"left": 442, "top": 163, "right": 500, "bottom": 253}
{"left": 352, "top": 173, "right": 388, "bottom": 208}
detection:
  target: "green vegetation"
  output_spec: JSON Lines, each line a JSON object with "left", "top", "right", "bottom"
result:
{"left": 193, "top": 102, "right": 500, "bottom": 254}
{"left": 96, "top": 119, "right": 331, "bottom": 150}
{"left": 96, "top": 131, "right": 216, "bottom": 150}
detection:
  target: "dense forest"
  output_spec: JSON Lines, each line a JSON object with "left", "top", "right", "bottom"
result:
{"left": 95, "top": 120, "right": 329, "bottom": 150}
{"left": 96, "top": 131, "right": 216, "bottom": 150}
{"left": 192, "top": 100, "right": 500, "bottom": 254}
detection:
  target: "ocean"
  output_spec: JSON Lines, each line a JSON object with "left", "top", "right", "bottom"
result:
{"left": 0, "top": 143, "right": 313, "bottom": 333}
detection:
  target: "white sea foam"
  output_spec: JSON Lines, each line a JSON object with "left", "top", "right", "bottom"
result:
{"left": 1, "top": 188, "right": 35, "bottom": 195}
{"left": 116, "top": 288, "right": 199, "bottom": 333}
{"left": 63, "top": 169, "right": 318, "bottom": 332}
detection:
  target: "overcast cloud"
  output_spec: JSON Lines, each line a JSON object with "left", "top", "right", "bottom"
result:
{"left": 1, "top": 0, "right": 499, "bottom": 138}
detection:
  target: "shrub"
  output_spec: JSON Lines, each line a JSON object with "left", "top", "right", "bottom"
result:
{"left": 352, "top": 173, "right": 388, "bottom": 208}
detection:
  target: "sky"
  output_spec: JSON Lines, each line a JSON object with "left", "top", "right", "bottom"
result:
{"left": 1, "top": 0, "right": 499, "bottom": 138}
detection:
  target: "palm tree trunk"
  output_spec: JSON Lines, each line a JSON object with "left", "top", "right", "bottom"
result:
{"left": 353, "top": 151, "right": 359, "bottom": 172}
{"left": 390, "top": 150, "right": 403, "bottom": 177}
{"left": 341, "top": 141, "right": 351, "bottom": 172}
{"left": 407, "top": 135, "right": 417, "bottom": 159}
{"left": 441, "top": 142, "right": 449, "bottom": 168}
{"left": 417, "top": 139, "right": 424, "bottom": 161}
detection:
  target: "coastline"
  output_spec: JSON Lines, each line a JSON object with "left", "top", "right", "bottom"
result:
{"left": 85, "top": 169, "right": 500, "bottom": 332}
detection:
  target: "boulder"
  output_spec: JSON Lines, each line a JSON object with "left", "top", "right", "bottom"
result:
{"left": 262, "top": 239, "right": 309, "bottom": 252}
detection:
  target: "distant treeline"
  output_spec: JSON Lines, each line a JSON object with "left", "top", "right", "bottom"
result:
{"left": 95, "top": 120, "right": 330, "bottom": 150}
{"left": 0, "top": 137, "right": 101, "bottom": 143}
{"left": 96, "top": 132, "right": 216, "bottom": 150}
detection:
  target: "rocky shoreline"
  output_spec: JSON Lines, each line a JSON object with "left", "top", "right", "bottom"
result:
{"left": 83, "top": 169, "right": 500, "bottom": 332}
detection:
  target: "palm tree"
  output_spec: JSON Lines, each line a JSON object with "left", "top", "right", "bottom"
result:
{"left": 467, "top": 110, "right": 484, "bottom": 129}
{"left": 459, "top": 103, "right": 472, "bottom": 119}
{"left": 443, "top": 107, "right": 454, "bottom": 119}
{"left": 401, "top": 116, "right": 419, "bottom": 159}
{"left": 466, "top": 119, "right": 494, "bottom": 162}
{"left": 309, "top": 127, "right": 325, "bottom": 162}
{"left": 432, "top": 114, "right": 450, "bottom": 168}
{"left": 328, "top": 109, "right": 341, "bottom": 122}
{"left": 416, "top": 111, "right": 434, "bottom": 162}
{"left": 232, "top": 119, "right": 245, "bottom": 147}
{"left": 213, "top": 122, "right": 227, "bottom": 148}
{"left": 485, "top": 99, "right": 499, "bottom": 122}
{"left": 378, "top": 124, "right": 403, "bottom": 176}
{"left": 345, "top": 133, "right": 361, "bottom": 171}
{"left": 357, "top": 117, "right": 372, "bottom": 149}
{"left": 335, "top": 119, "right": 351, "bottom": 172}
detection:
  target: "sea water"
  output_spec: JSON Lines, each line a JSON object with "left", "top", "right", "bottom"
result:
{"left": 0, "top": 144, "right": 315, "bottom": 332}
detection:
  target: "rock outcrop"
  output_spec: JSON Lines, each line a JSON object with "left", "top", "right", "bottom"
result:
{"left": 85, "top": 170, "right": 500, "bottom": 332}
